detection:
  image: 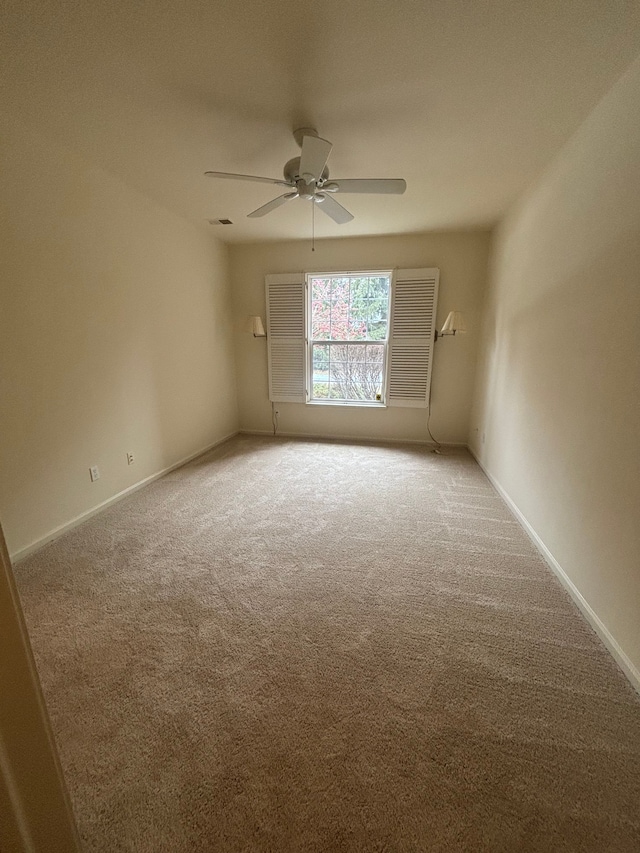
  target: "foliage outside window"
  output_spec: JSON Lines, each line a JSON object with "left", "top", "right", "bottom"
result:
{"left": 309, "top": 273, "right": 391, "bottom": 402}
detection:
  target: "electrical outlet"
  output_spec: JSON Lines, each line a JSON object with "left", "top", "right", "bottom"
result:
{"left": 126, "top": 452, "right": 135, "bottom": 465}
{"left": 89, "top": 465, "right": 100, "bottom": 482}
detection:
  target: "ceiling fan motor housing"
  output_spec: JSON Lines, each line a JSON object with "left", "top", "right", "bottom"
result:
{"left": 284, "top": 157, "right": 329, "bottom": 198}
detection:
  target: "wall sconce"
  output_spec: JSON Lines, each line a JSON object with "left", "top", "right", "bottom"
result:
{"left": 435, "top": 311, "right": 467, "bottom": 340}
{"left": 250, "top": 316, "right": 266, "bottom": 338}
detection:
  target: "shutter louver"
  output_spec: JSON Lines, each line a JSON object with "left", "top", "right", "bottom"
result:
{"left": 386, "top": 268, "right": 439, "bottom": 408}
{"left": 266, "top": 273, "right": 306, "bottom": 403}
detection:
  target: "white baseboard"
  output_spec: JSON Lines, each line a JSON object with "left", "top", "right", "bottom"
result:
{"left": 11, "top": 431, "right": 239, "bottom": 564}
{"left": 240, "top": 429, "right": 467, "bottom": 448}
{"left": 468, "top": 448, "right": 640, "bottom": 695}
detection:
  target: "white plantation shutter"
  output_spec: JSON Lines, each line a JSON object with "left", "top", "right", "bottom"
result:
{"left": 266, "top": 273, "right": 307, "bottom": 403}
{"left": 386, "top": 268, "right": 439, "bottom": 408}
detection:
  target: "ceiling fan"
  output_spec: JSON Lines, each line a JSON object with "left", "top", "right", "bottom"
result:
{"left": 204, "top": 128, "right": 407, "bottom": 224}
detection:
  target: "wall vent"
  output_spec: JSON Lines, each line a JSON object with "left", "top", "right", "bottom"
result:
{"left": 208, "top": 218, "right": 233, "bottom": 225}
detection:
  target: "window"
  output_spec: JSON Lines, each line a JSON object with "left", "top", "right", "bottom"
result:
{"left": 265, "top": 268, "right": 439, "bottom": 408}
{"left": 309, "top": 272, "right": 391, "bottom": 404}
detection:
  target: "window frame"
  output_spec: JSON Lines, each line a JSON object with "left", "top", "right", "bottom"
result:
{"left": 306, "top": 270, "right": 393, "bottom": 407}
{"left": 265, "top": 267, "right": 439, "bottom": 409}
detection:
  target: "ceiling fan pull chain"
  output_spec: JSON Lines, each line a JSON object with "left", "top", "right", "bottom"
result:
{"left": 312, "top": 199, "right": 315, "bottom": 252}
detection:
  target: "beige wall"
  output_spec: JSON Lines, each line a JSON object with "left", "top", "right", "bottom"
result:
{"left": 0, "top": 116, "right": 239, "bottom": 558}
{"left": 230, "top": 232, "right": 490, "bottom": 444}
{"left": 470, "top": 56, "right": 640, "bottom": 680}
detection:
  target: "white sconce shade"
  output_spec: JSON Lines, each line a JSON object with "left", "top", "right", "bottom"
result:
{"left": 250, "top": 316, "right": 266, "bottom": 337}
{"left": 440, "top": 311, "right": 467, "bottom": 336}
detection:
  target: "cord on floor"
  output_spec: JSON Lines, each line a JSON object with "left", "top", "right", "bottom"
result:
{"left": 426, "top": 386, "right": 442, "bottom": 454}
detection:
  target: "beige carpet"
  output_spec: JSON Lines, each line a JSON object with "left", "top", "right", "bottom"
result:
{"left": 15, "top": 435, "right": 640, "bottom": 852}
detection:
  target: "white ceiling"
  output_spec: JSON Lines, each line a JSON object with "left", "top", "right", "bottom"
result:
{"left": 2, "top": 0, "right": 640, "bottom": 242}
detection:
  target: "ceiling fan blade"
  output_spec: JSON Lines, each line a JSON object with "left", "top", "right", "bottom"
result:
{"left": 315, "top": 194, "right": 354, "bottom": 225}
{"left": 299, "top": 135, "right": 332, "bottom": 181}
{"left": 247, "top": 192, "right": 298, "bottom": 218}
{"left": 325, "top": 178, "right": 407, "bottom": 194}
{"left": 205, "top": 171, "right": 291, "bottom": 187}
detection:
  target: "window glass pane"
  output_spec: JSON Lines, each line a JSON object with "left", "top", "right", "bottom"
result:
{"left": 310, "top": 276, "right": 390, "bottom": 402}
{"left": 329, "top": 362, "right": 348, "bottom": 382}
{"left": 366, "top": 344, "right": 384, "bottom": 363}
{"left": 329, "top": 351, "right": 349, "bottom": 400}
{"left": 331, "top": 343, "right": 348, "bottom": 362}
{"left": 330, "top": 277, "right": 351, "bottom": 340}
{"left": 347, "top": 277, "right": 369, "bottom": 340}
{"left": 312, "top": 344, "right": 329, "bottom": 369}
{"left": 311, "top": 344, "right": 329, "bottom": 398}
{"left": 311, "top": 274, "right": 389, "bottom": 342}
{"left": 311, "top": 278, "right": 331, "bottom": 340}
{"left": 367, "top": 277, "right": 390, "bottom": 341}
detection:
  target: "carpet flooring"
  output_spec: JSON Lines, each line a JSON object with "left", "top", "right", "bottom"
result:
{"left": 15, "top": 435, "right": 640, "bottom": 852}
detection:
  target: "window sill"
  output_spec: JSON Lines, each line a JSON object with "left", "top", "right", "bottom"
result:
{"left": 306, "top": 400, "right": 386, "bottom": 408}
